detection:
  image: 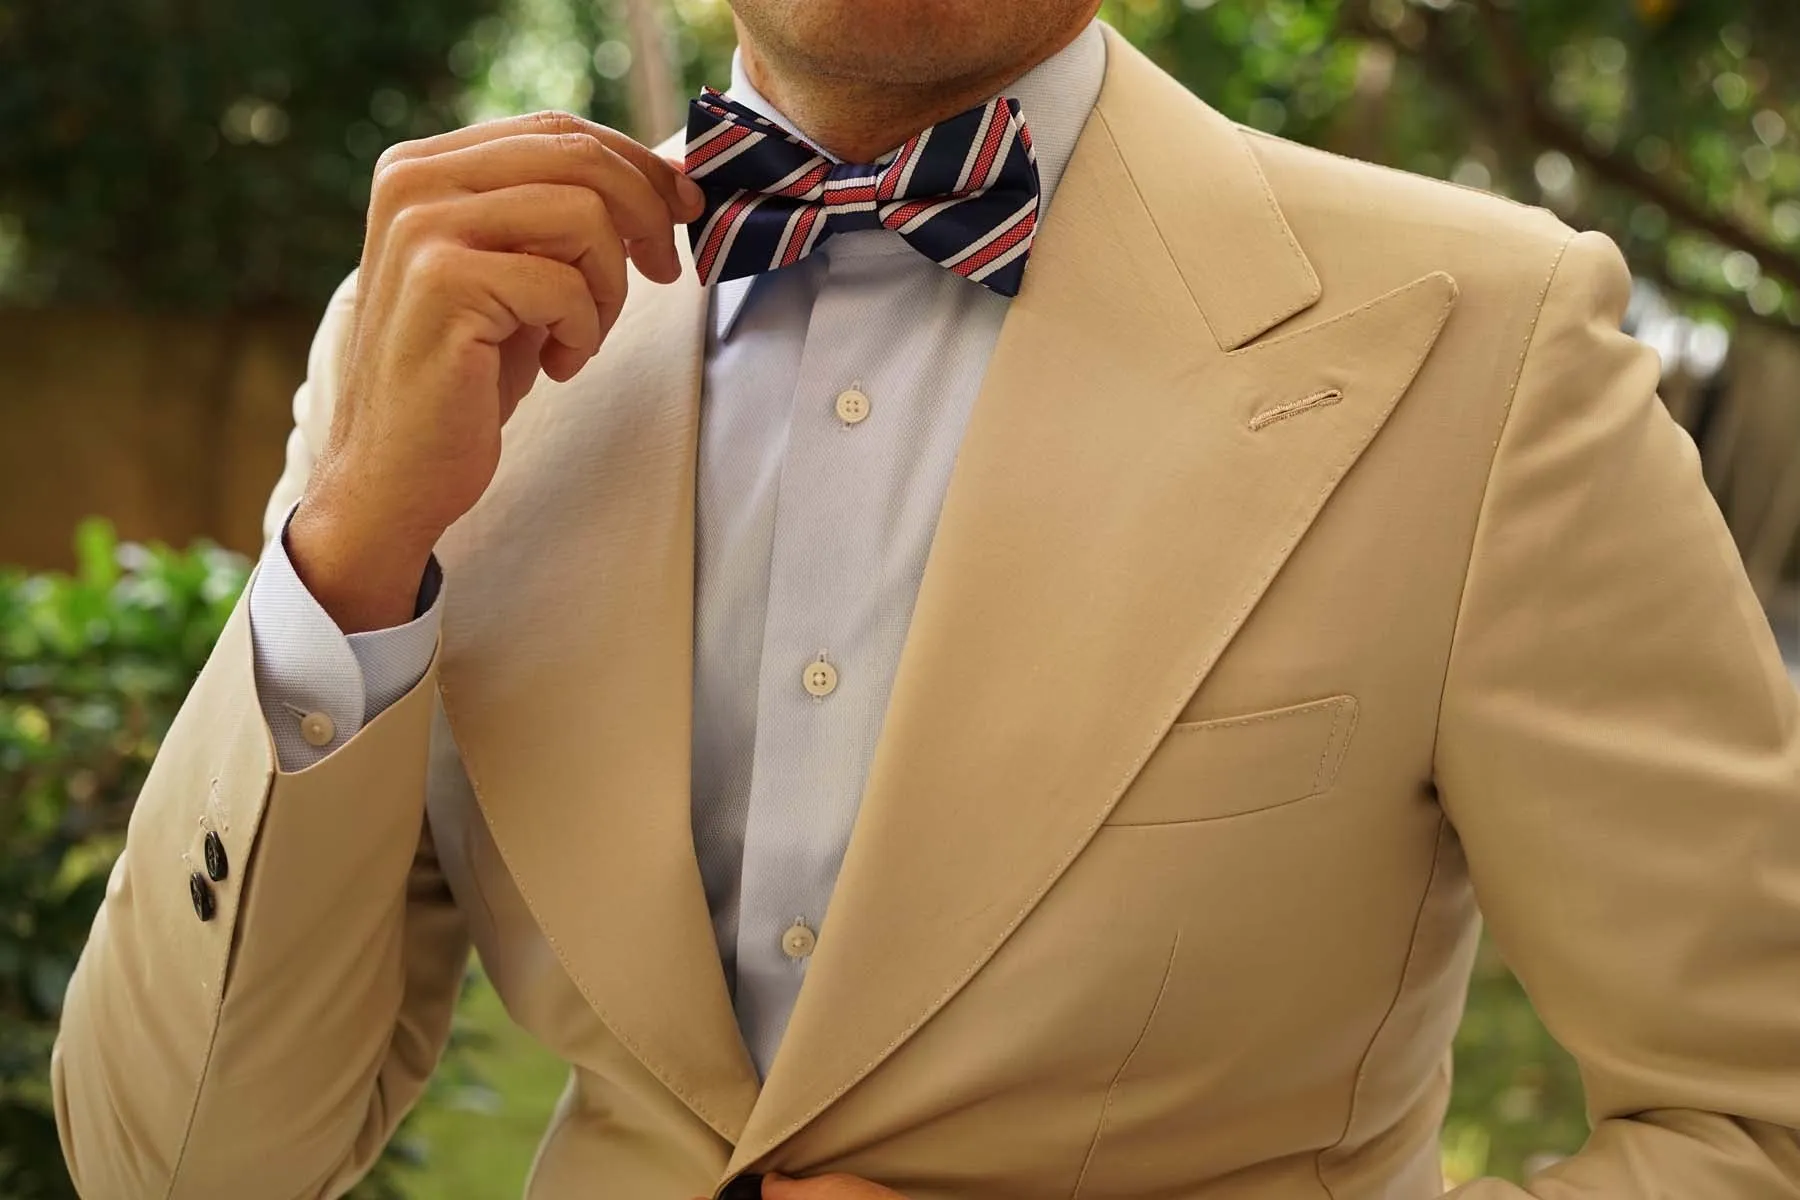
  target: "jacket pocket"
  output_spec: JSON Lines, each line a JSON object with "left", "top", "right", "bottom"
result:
{"left": 1103, "top": 695, "right": 1359, "bottom": 826}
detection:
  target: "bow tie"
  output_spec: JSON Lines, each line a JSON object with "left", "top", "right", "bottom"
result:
{"left": 682, "top": 88, "right": 1042, "bottom": 297}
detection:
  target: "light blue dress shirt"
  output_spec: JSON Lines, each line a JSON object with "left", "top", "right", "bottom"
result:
{"left": 248, "top": 22, "right": 1107, "bottom": 1076}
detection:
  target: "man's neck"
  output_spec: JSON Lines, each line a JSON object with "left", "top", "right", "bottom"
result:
{"left": 735, "top": 14, "right": 1098, "bottom": 163}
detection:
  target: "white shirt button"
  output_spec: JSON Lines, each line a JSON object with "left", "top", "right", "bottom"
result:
{"left": 802, "top": 657, "right": 839, "bottom": 698}
{"left": 835, "top": 388, "right": 871, "bottom": 425}
{"left": 781, "top": 921, "right": 817, "bottom": 959}
{"left": 299, "top": 711, "right": 336, "bottom": 747}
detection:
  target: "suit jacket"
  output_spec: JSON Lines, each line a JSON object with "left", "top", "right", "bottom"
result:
{"left": 53, "top": 26, "right": 1800, "bottom": 1200}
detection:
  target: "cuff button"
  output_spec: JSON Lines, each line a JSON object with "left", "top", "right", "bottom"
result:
{"left": 203, "top": 830, "right": 228, "bottom": 882}
{"left": 300, "top": 711, "right": 336, "bottom": 747}
{"left": 189, "top": 872, "right": 216, "bottom": 922}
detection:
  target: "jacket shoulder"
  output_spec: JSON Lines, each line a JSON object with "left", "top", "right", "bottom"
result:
{"left": 1240, "top": 126, "right": 1579, "bottom": 310}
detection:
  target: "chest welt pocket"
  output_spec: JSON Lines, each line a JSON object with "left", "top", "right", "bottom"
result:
{"left": 1104, "top": 695, "right": 1359, "bottom": 826}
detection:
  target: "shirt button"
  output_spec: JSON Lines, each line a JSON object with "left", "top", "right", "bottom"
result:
{"left": 835, "top": 388, "right": 871, "bottom": 425}
{"left": 189, "top": 872, "right": 216, "bottom": 922}
{"left": 300, "top": 711, "right": 336, "bottom": 747}
{"left": 781, "top": 921, "right": 817, "bottom": 959}
{"left": 802, "top": 657, "right": 839, "bottom": 698}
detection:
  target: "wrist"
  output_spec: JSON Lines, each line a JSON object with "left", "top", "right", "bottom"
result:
{"left": 287, "top": 491, "right": 438, "bottom": 634}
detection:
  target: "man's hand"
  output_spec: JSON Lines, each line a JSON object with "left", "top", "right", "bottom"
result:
{"left": 288, "top": 110, "right": 706, "bottom": 632}
{"left": 763, "top": 1174, "right": 905, "bottom": 1199}
{"left": 692, "top": 1172, "right": 907, "bottom": 1199}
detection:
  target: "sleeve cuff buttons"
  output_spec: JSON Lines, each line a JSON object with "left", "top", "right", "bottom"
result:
{"left": 203, "top": 829, "right": 229, "bottom": 882}
{"left": 189, "top": 872, "right": 217, "bottom": 922}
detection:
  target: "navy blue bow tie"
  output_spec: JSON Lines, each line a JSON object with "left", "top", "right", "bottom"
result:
{"left": 683, "top": 88, "right": 1042, "bottom": 297}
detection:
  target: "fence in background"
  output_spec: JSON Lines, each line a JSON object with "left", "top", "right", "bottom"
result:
{"left": 0, "top": 309, "right": 311, "bottom": 569}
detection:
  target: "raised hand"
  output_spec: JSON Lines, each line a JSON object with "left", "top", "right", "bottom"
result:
{"left": 288, "top": 110, "right": 705, "bottom": 631}
{"left": 693, "top": 1172, "right": 909, "bottom": 1200}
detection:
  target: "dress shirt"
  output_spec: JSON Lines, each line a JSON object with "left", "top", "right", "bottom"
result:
{"left": 246, "top": 21, "right": 1107, "bottom": 1077}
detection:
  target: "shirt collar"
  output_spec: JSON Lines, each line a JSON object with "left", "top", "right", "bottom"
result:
{"left": 710, "top": 19, "right": 1109, "bottom": 340}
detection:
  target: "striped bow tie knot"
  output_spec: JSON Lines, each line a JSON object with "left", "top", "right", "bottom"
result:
{"left": 683, "top": 88, "right": 1042, "bottom": 297}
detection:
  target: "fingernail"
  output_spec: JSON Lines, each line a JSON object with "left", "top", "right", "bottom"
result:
{"left": 676, "top": 171, "right": 705, "bottom": 213}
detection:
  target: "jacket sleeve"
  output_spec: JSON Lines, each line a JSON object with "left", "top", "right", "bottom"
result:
{"left": 1436, "top": 230, "right": 1800, "bottom": 1197}
{"left": 51, "top": 269, "right": 470, "bottom": 1200}
{"left": 263, "top": 270, "right": 358, "bottom": 545}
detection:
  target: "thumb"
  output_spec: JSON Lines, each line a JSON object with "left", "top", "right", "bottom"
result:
{"left": 658, "top": 152, "right": 708, "bottom": 220}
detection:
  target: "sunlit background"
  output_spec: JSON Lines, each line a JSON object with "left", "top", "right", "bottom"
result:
{"left": 4, "top": 1, "right": 1799, "bottom": 1196}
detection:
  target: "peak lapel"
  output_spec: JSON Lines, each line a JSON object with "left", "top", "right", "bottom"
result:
{"left": 729, "top": 31, "right": 1458, "bottom": 1172}
{"left": 435, "top": 251, "right": 762, "bottom": 1143}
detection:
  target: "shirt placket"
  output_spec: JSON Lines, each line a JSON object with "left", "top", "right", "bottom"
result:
{"left": 731, "top": 243, "right": 935, "bottom": 1074}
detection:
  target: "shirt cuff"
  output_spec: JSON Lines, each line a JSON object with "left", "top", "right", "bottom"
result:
{"left": 247, "top": 507, "right": 443, "bottom": 771}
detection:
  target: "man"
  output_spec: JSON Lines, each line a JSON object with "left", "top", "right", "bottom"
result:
{"left": 51, "top": 0, "right": 1800, "bottom": 1196}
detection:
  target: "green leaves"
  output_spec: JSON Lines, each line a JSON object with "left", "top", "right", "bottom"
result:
{"left": 0, "top": 528, "right": 252, "bottom": 1195}
{"left": 1444, "top": 938, "right": 1587, "bottom": 1184}
{"left": 0, "top": 0, "right": 501, "bottom": 310}
{"left": 70, "top": 519, "right": 116, "bottom": 593}
{"left": 1111, "top": 0, "right": 1800, "bottom": 328}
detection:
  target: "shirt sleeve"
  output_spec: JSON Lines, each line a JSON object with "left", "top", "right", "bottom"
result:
{"left": 247, "top": 508, "right": 443, "bottom": 772}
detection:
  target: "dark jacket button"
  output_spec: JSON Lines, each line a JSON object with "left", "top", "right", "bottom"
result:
{"left": 204, "top": 830, "right": 229, "bottom": 882}
{"left": 189, "top": 872, "right": 216, "bottom": 922}
{"left": 716, "top": 1174, "right": 764, "bottom": 1200}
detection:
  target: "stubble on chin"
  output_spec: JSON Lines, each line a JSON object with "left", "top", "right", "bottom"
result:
{"left": 733, "top": 0, "right": 1076, "bottom": 90}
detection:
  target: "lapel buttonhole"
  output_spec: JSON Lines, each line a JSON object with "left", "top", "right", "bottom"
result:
{"left": 1249, "top": 387, "right": 1345, "bottom": 432}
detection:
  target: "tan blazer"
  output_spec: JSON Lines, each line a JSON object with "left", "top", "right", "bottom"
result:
{"left": 53, "top": 26, "right": 1800, "bottom": 1200}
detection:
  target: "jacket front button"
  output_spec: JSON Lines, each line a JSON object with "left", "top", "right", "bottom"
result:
{"left": 203, "top": 830, "right": 229, "bottom": 882}
{"left": 189, "top": 872, "right": 216, "bottom": 922}
{"left": 716, "top": 1174, "right": 765, "bottom": 1200}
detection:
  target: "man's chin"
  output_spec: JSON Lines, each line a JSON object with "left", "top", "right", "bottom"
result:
{"left": 732, "top": 0, "right": 1052, "bottom": 88}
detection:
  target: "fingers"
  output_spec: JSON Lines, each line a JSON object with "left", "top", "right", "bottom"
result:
{"left": 379, "top": 109, "right": 704, "bottom": 222}
{"left": 398, "top": 183, "right": 630, "bottom": 322}
{"left": 374, "top": 131, "right": 698, "bottom": 283}
{"left": 406, "top": 246, "right": 605, "bottom": 379}
{"left": 356, "top": 110, "right": 705, "bottom": 403}
{"left": 658, "top": 151, "right": 708, "bottom": 226}
{"left": 380, "top": 109, "right": 623, "bottom": 169}
{"left": 593, "top": 125, "right": 706, "bottom": 220}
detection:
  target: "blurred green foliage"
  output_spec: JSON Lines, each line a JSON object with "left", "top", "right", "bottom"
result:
{"left": 1446, "top": 942, "right": 1587, "bottom": 1183}
{"left": 0, "top": 525, "right": 493, "bottom": 1199}
{"left": 0, "top": 0, "right": 495, "bottom": 308}
{"left": 1, "top": 0, "right": 1789, "bottom": 1192}
{"left": 0, "top": 522, "right": 244, "bottom": 1197}
{"left": 1101, "top": 0, "right": 1800, "bottom": 330}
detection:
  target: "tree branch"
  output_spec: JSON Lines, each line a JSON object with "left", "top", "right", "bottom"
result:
{"left": 1470, "top": 0, "right": 1800, "bottom": 293}
{"left": 1340, "top": 0, "right": 1800, "bottom": 297}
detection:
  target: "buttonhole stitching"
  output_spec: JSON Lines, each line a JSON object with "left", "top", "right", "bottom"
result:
{"left": 1249, "top": 387, "right": 1344, "bottom": 431}
{"left": 206, "top": 777, "right": 229, "bottom": 834}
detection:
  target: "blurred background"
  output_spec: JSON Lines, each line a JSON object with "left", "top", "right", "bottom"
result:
{"left": 3, "top": 0, "right": 1798, "bottom": 1195}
